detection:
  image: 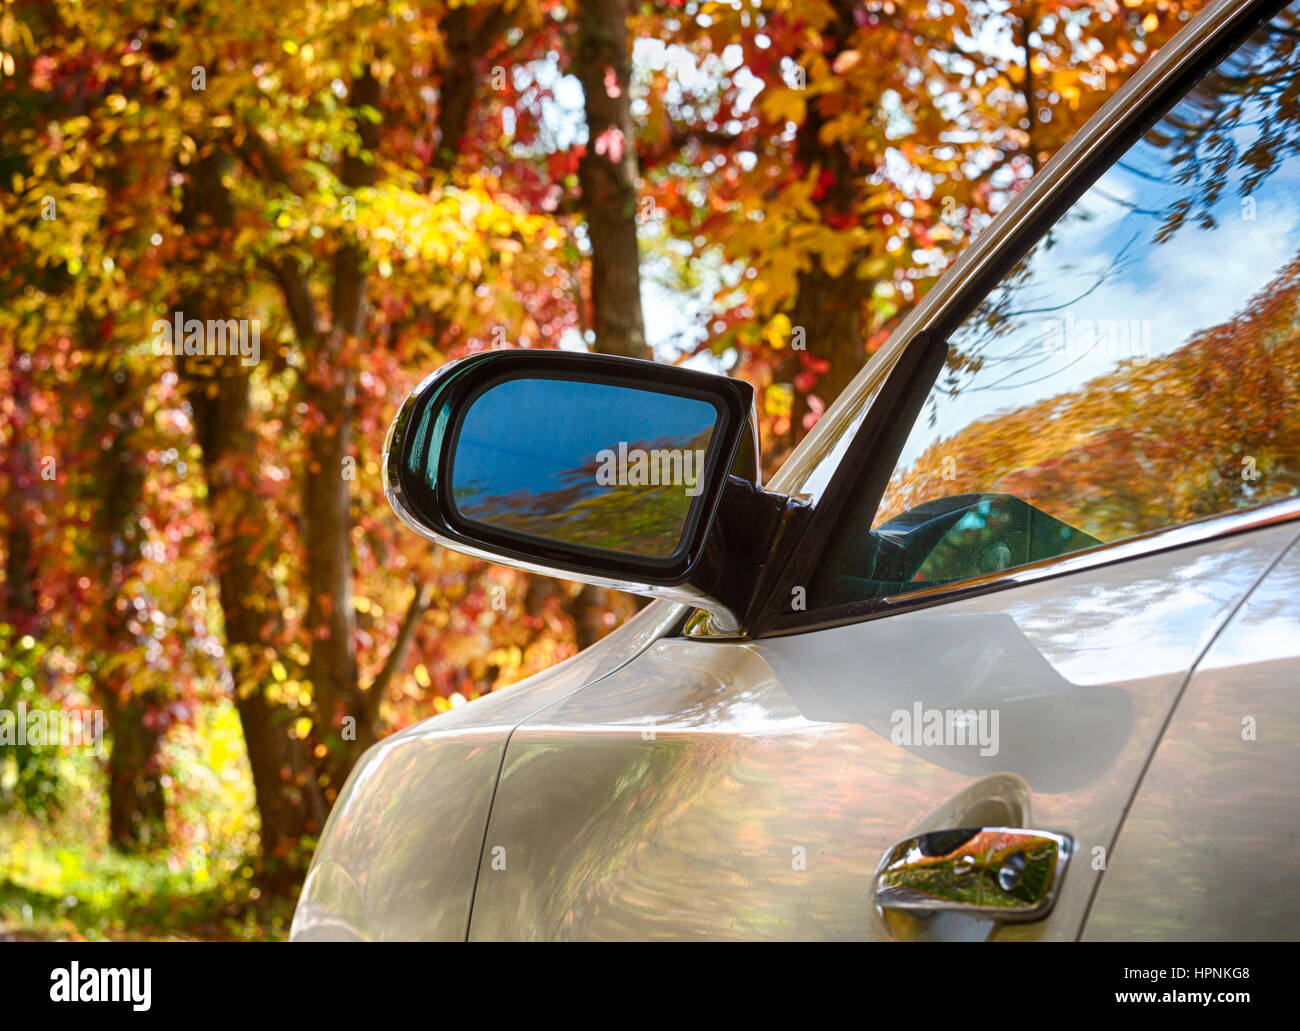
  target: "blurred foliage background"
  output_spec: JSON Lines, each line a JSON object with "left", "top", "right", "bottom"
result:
{"left": 0, "top": 0, "right": 1201, "bottom": 938}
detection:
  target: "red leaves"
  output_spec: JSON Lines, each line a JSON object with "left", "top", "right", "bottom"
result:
{"left": 802, "top": 394, "right": 826, "bottom": 431}
{"left": 603, "top": 66, "right": 622, "bottom": 99}
{"left": 824, "top": 210, "right": 858, "bottom": 231}
{"left": 546, "top": 148, "right": 581, "bottom": 183}
{"left": 810, "top": 168, "right": 837, "bottom": 201}
{"left": 794, "top": 352, "right": 831, "bottom": 393}
{"left": 593, "top": 125, "right": 627, "bottom": 164}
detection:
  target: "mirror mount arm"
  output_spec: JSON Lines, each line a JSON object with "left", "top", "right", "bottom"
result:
{"left": 718, "top": 476, "right": 789, "bottom": 566}
{"left": 690, "top": 476, "right": 804, "bottom": 636}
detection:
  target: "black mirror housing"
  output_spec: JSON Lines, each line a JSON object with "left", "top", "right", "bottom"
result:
{"left": 383, "top": 350, "right": 790, "bottom": 632}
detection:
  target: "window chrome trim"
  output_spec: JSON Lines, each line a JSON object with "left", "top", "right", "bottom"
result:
{"left": 747, "top": 497, "right": 1300, "bottom": 639}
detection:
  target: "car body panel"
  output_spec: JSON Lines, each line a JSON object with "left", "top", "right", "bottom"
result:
{"left": 1083, "top": 538, "right": 1300, "bottom": 940}
{"left": 466, "top": 522, "right": 1299, "bottom": 940}
{"left": 289, "top": 598, "right": 682, "bottom": 941}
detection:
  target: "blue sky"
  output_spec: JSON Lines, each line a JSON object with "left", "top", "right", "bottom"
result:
{"left": 893, "top": 20, "right": 1300, "bottom": 474}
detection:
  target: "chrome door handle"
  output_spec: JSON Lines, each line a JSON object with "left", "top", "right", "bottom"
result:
{"left": 874, "top": 827, "right": 1072, "bottom": 921}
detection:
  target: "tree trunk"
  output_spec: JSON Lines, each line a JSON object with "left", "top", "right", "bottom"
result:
{"left": 103, "top": 688, "right": 166, "bottom": 850}
{"left": 566, "top": 0, "right": 653, "bottom": 645}
{"left": 186, "top": 358, "right": 328, "bottom": 887}
{"left": 83, "top": 353, "right": 168, "bottom": 851}
{"left": 1, "top": 347, "right": 41, "bottom": 635}
{"left": 176, "top": 146, "right": 325, "bottom": 889}
{"left": 575, "top": 0, "right": 649, "bottom": 360}
{"left": 302, "top": 70, "right": 380, "bottom": 798}
{"left": 777, "top": 0, "right": 871, "bottom": 457}
{"left": 787, "top": 260, "right": 867, "bottom": 430}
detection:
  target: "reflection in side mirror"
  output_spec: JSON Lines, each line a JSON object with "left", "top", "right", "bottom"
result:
{"left": 383, "top": 350, "right": 790, "bottom": 633}
{"left": 448, "top": 376, "right": 720, "bottom": 561}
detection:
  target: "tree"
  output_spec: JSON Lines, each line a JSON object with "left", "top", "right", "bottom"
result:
{"left": 637, "top": 0, "right": 1205, "bottom": 467}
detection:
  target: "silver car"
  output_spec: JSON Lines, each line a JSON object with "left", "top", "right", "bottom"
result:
{"left": 292, "top": 0, "right": 1300, "bottom": 942}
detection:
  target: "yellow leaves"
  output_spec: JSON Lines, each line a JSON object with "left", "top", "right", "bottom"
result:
{"left": 1048, "top": 67, "right": 1091, "bottom": 110}
{"left": 764, "top": 383, "right": 794, "bottom": 419}
{"left": 413, "top": 663, "right": 431, "bottom": 688}
{"left": 55, "top": 849, "right": 84, "bottom": 882}
{"left": 857, "top": 255, "right": 892, "bottom": 280}
{"left": 233, "top": 226, "right": 263, "bottom": 253}
{"left": 770, "top": 174, "right": 822, "bottom": 224}
{"left": 817, "top": 114, "right": 857, "bottom": 148}
{"left": 764, "top": 245, "right": 808, "bottom": 311}
{"left": 763, "top": 313, "right": 793, "bottom": 350}
{"left": 486, "top": 645, "right": 523, "bottom": 675}
{"left": 293, "top": 716, "right": 312, "bottom": 739}
{"left": 788, "top": 0, "right": 838, "bottom": 33}
{"left": 861, "top": 191, "right": 900, "bottom": 214}
{"left": 760, "top": 86, "right": 806, "bottom": 126}
{"left": 791, "top": 219, "right": 873, "bottom": 279}
{"left": 209, "top": 734, "right": 233, "bottom": 773}
{"left": 199, "top": 74, "right": 247, "bottom": 112}
{"left": 803, "top": 225, "right": 855, "bottom": 278}
{"left": 348, "top": 175, "right": 560, "bottom": 331}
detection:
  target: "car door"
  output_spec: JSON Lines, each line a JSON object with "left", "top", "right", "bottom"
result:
{"left": 467, "top": 0, "right": 1300, "bottom": 940}
{"left": 1084, "top": 537, "right": 1300, "bottom": 941}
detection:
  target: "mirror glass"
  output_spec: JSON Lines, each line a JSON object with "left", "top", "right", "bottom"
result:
{"left": 448, "top": 376, "right": 719, "bottom": 559}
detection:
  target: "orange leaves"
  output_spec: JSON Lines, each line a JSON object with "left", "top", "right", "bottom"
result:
{"left": 832, "top": 49, "right": 861, "bottom": 75}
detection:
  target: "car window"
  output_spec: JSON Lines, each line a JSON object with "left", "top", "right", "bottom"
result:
{"left": 810, "top": 0, "right": 1300, "bottom": 611}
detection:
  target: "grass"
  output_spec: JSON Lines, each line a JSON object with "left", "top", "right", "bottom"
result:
{"left": 0, "top": 819, "right": 296, "bottom": 940}
{"left": 0, "top": 696, "right": 297, "bottom": 941}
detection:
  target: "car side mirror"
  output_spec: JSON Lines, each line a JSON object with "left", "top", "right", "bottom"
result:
{"left": 383, "top": 350, "right": 794, "bottom": 632}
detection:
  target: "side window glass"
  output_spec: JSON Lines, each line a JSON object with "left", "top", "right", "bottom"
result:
{"left": 812, "top": 2, "right": 1300, "bottom": 610}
